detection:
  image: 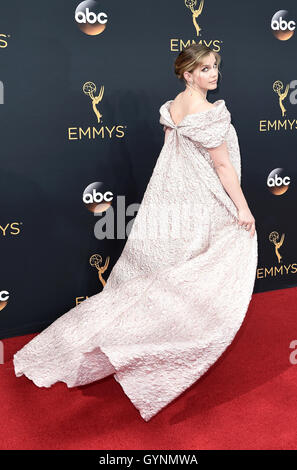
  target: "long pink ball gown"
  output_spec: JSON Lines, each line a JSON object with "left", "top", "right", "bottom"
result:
{"left": 13, "top": 99, "right": 258, "bottom": 422}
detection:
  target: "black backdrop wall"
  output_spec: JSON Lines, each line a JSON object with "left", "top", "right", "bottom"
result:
{"left": 1, "top": 0, "right": 296, "bottom": 338}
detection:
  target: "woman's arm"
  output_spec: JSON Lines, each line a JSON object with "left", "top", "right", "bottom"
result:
{"left": 208, "top": 141, "right": 256, "bottom": 237}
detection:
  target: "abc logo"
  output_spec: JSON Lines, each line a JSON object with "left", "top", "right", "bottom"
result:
{"left": 267, "top": 168, "right": 290, "bottom": 195}
{"left": 75, "top": 0, "right": 108, "bottom": 35}
{"left": 271, "top": 10, "right": 295, "bottom": 40}
{"left": 83, "top": 182, "right": 113, "bottom": 213}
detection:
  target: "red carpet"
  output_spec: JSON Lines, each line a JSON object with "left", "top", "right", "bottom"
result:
{"left": 1, "top": 287, "right": 297, "bottom": 450}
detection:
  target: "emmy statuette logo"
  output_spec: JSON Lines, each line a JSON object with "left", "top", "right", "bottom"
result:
{"left": 67, "top": 83, "right": 126, "bottom": 140}
{"left": 259, "top": 80, "right": 297, "bottom": 132}
{"left": 185, "top": 0, "right": 204, "bottom": 37}
{"left": 83, "top": 81, "right": 104, "bottom": 123}
{"left": 257, "top": 231, "right": 297, "bottom": 279}
{"left": 170, "top": 0, "right": 221, "bottom": 52}
{"left": 89, "top": 254, "right": 110, "bottom": 287}
{"left": 273, "top": 80, "right": 289, "bottom": 117}
{"left": 269, "top": 231, "right": 285, "bottom": 264}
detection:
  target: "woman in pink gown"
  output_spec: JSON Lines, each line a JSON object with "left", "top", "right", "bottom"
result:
{"left": 13, "top": 44, "right": 257, "bottom": 422}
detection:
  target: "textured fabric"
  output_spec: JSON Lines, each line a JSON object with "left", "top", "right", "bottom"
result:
{"left": 13, "top": 98, "right": 258, "bottom": 422}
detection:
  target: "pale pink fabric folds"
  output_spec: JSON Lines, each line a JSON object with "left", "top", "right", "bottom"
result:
{"left": 13, "top": 98, "right": 258, "bottom": 422}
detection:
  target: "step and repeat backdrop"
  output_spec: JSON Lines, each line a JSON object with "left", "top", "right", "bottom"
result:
{"left": 0, "top": 0, "right": 296, "bottom": 338}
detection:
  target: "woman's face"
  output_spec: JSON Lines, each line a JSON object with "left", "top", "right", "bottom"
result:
{"left": 187, "top": 52, "right": 219, "bottom": 91}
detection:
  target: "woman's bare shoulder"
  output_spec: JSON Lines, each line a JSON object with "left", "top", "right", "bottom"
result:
{"left": 172, "top": 93, "right": 215, "bottom": 113}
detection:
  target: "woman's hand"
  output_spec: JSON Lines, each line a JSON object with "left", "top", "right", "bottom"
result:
{"left": 237, "top": 206, "right": 256, "bottom": 238}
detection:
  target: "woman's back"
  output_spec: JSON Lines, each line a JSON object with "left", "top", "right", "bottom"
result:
{"left": 169, "top": 91, "right": 215, "bottom": 127}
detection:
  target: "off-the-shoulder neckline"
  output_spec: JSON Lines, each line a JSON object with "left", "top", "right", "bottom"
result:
{"left": 166, "top": 99, "right": 225, "bottom": 127}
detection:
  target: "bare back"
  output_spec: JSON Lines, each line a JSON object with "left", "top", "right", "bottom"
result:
{"left": 169, "top": 92, "right": 215, "bottom": 127}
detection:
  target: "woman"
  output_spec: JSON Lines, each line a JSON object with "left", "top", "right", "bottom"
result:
{"left": 13, "top": 44, "right": 258, "bottom": 422}
{"left": 166, "top": 45, "right": 256, "bottom": 237}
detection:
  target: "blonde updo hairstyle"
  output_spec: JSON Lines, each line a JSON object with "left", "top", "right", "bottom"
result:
{"left": 174, "top": 44, "right": 222, "bottom": 85}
